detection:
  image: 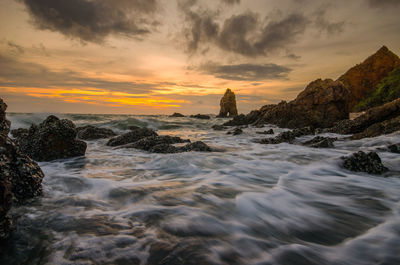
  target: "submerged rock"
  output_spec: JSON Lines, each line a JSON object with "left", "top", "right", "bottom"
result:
{"left": 211, "top": 125, "right": 226, "bottom": 131}
{"left": 218, "top": 88, "right": 238, "bottom": 118}
{"left": 303, "top": 136, "right": 337, "bottom": 148}
{"left": 388, "top": 143, "right": 400, "bottom": 154}
{"left": 107, "top": 127, "right": 157, "bottom": 147}
{"left": 342, "top": 151, "right": 388, "bottom": 174}
{"left": 180, "top": 141, "right": 212, "bottom": 152}
{"left": 121, "top": 135, "right": 190, "bottom": 153}
{"left": 76, "top": 125, "right": 116, "bottom": 140}
{"left": 190, "top": 114, "right": 210, "bottom": 120}
{"left": 256, "top": 129, "right": 274, "bottom": 135}
{"left": 13, "top": 115, "right": 87, "bottom": 161}
{"left": 0, "top": 98, "right": 44, "bottom": 240}
{"left": 227, "top": 128, "right": 243, "bottom": 135}
{"left": 170, "top": 113, "right": 185, "bottom": 117}
{"left": 259, "top": 127, "right": 314, "bottom": 144}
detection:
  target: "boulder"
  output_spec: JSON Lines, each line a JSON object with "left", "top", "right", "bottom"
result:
{"left": 76, "top": 125, "right": 116, "bottom": 140}
{"left": 351, "top": 116, "right": 400, "bottom": 140}
{"left": 303, "top": 136, "right": 337, "bottom": 148}
{"left": 211, "top": 125, "right": 226, "bottom": 131}
{"left": 388, "top": 144, "right": 400, "bottom": 154}
{"left": 190, "top": 114, "right": 210, "bottom": 120}
{"left": 120, "top": 135, "right": 190, "bottom": 152}
{"left": 223, "top": 111, "right": 260, "bottom": 126}
{"left": 10, "top": 128, "right": 28, "bottom": 139}
{"left": 180, "top": 141, "right": 212, "bottom": 152}
{"left": 218, "top": 89, "right": 238, "bottom": 117}
{"left": 342, "top": 151, "right": 388, "bottom": 174}
{"left": 227, "top": 128, "right": 243, "bottom": 135}
{"left": 0, "top": 98, "right": 44, "bottom": 240}
{"left": 259, "top": 127, "right": 314, "bottom": 144}
{"left": 170, "top": 113, "right": 185, "bottom": 117}
{"left": 107, "top": 127, "right": 157, "bottom": 147}
{"left": 13, "top": 115, "right": 87, "bottom": 161}
{"left": 338, "top": 46, "right": 400, "bottom": 111}
{"left": 256, "top": 129, "right": 274, "bottom": 135}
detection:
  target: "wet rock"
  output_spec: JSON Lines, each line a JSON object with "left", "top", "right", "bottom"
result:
{"left": 180, "top": 141, "right": 212, "bottom": 152}
{"left": 227, "top": 128, "right": 243, "bottom": 135}
{"left": 211, "top": 125, "right": 226, "bottom": 131}
{"left": 218, "top": 88, "right": 238, "bottom": 117}
{"left": 13, "top": 115, "right": 87, "bottom": 161}
{"left": 129, "top": 125, "right": 141, "bottom": 130}
{"left": 303, "top": 136, "right": 337, "bottom": 148}
{"left": 259, "top": 127, "right": 314, "bottom": 144}
{"left": 342, "top": 151, "right": 388, "bottom": 174}
{"left": 351, "top": 116, "right": 400, "bottom": 140}
{"left": 107, "top": 127, "right": 157, "bottom": 147}
{"left": 0, "top": 98, "right": 44, "bottom": 240}
{"left": 388, "top": 143, "right": 400, "bottom": 154}
{"left": 256, "top": 129, "right": 274, "bottom": 135}
{"left": 190, "top": 114, "right": 210, "bottom": 120}
{"left": 121, "top": 135, "right": 190, "bottom": 153}
{"left": 170, "top": 112, "right": 185, "bottom": 117}
{"left": 10, "top": 128, "right": 28, "bottom": 139}
{"left": 223, "top": 111, "right": 260, "bottom": 126}
{"left": 76, "top": 125, "right": 116, "bottom": 140}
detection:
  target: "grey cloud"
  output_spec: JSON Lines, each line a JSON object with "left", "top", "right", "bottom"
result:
{"left": 221, "top": 0, "right": 240, "bottom": 5}
{"left": 19, "top": 0, "right": 159, "bottom": 43}
{"left": 198, "top": 62, "right": 292, "bottom": 81}
{"left": 314, "top": 9, "right": 345, "bottom": 35}
{"left": 367, "top": 0, "right": 400, "bottom": 8}
{"left": 7, "top": 41, "right": 25, "bottom": 54}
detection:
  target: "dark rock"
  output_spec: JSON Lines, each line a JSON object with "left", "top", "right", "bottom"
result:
{"left": 351, "top": 116, "right": 400, "bottom": 140}
{"left": 13, "top": 115, "right": 87, "bottom": 161}
{"left": 129, "top": 125, "right": 141, "bottom": 131}
{"left": 342, "top": 151, "right": 388, "bottom": 174}
{"left": 0, "top": 98, "right": 44, "bottom": 240}
{"left": 190, "top": 114, "right": 210, "bottom": 120}
{"left": 223, "top": 111, "right": 260, "bottom": 126}
{"left": 256, "top": 129, "right": 274, "bottom": 135}
{"left": 107, "top": 127, "right": 157, "bottom": 147}
{"left": 217, "top": 88, "right": 238, "bottom": 117}
{"left": 303, "top": 136, "right": 337, "bottom": 148}
{"left": 10, "top": 128, "right": 28, "bottom": 139}
{"left": 170, "top": 113, "right": 185, "bottom": 117}
{"left": 388, "top": 143, "right": 400, "bottom": 153}
{"left": 121, "top": 135, "right": 190, "bottom": 153}
{"left": 259, "top": 127, "right": 314, "bottom": 144}
{"left": 211, "top": 125, "right": 226, "bottom": 131}
{"left": 180, "top": 141, "right": 212, "bottom": 152}
{"left": 227, "top": 128, "right": 243, "bottom": 135}
{"left": 76, "top": 125, "right": 116, "bottom": 140}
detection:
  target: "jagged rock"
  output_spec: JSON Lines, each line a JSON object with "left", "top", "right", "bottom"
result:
{"left": 0, "top": 98, "right": 44, "bottom": 240}
{"left": 303, "top": 136, "right": 337, "bottom": 148}
{"left": 10, "top": 128, "right": 28, "bottom": 139}
{"left": 256, "top": 129, "right": 274, "bottom": 135}
{"left": 351, "top": 115, "right": 400, "bottom": 140}
{"left": 13, "top": 115, "right": 87, "bottom": 162}
{"left": 180, "top": 141, "right": 212, "bottom": 152}
{"left": 121, "top": 135, "right": 190, "bottom": 152}
{"left": 170, "top": 113, "right": 185, "bottom": 117}
{"left": 107, "top": 127, "right": 157, "bottom": 147}
{"left": 129, "top": 125, "right": 141, "bottom": 131}
{"left": 328, "top": 98, "right": 400, "bottom": 135}
{"left": 227, "top": 128, "right": 243, "bottom": 135}
{"left": 76, "top": 125, "right": 116, "bottom": 140}
{"left": 190, "top": 114, "right": 210, "bottom": 120}
{"left": 388, "top": 143, "right": 400, "bottom": 153}
{"left": 223, "top": 111, "right": 260, "bottom": 126}
{"left": 339, "top": 46, "right": 400, "bottom": 111}
{"left": 211, "top": 125, "right": 226, "bottom": 131}
{"left": 342, "top": 151, "right": 388, "bottom": 174}
{"left": 259, "top": 127, "right": 314, "bottom": 144}
{"left": 218, "top": 89, "right": 238, "bottom": 117}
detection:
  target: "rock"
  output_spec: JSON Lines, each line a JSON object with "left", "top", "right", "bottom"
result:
{"left": 328, "top": 98, "right": 400, "bottom": 135}
{"left": 121, "top": 135, "right": 190, "bottom": 153}
{"left": 388, "top": 143, "right": 400, "bottom": 153}
{"left": 76, "top": 125, "right": 116, "bottom": 140}
{"left": 339, "top": 46, "right": 400, "bottom": 111}
{"left": 218, "top": 88, "right": 238, "bottom": 117}
{"left": 342, "top": 151, "right": 388, "bottom": 174}
{"left": 13, "top": 115, "right": 87, "bottom": 162}
{"left": 223, "top": 111, "right": 260, "bottom": 126}
{"left": 129, "top": 125, "right": 141, "bottom": 131}
{"left": 0, "top": 98, "right": 44, "bottom": 240}
{"left": 227, "top": 128, "right": 243, "bottom": 135}
{"left": 259, "top": 127, "right": 314, "bottom": 144}
{"left": 303, "top": 136, "right": 337, "bottom": 148}
{"left": 351, "top": 116, "right": 400, "bottom": 140}
{"left": 256, "top": 129, "right": 274, "bottom": 135}
{"left": 180, "top": 141, "right": 212, "bottom": 152}
{"left": 107, "top": 127, "right": 157, "bottom": 147}
{"left": 211, "top": 125, "right": 226, "bottom": 131}
{"left": 170, "top": 113, "right": 185, "bottom": 117}
{"left": 190, "top": 114, "right": 210, "bottom": 120}
{"left": 10, "top": 128, "right": 29, "bottom": 139}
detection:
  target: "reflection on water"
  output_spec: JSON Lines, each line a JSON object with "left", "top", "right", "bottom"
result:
{"left": 2, "top": 114, "right": 400, "bottom": 265}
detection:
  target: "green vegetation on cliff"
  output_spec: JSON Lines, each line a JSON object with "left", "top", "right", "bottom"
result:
{"left": 355, "top": 65, "right": 400, "bottom": 111}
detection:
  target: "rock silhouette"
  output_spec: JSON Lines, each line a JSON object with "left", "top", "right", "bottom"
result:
{"left": 218, "top": 89, "right": 238, "bottom": 117}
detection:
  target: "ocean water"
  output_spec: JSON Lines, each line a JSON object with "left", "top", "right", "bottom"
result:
{"left": 1, "top": 113, "right": 400, "bottom": 265}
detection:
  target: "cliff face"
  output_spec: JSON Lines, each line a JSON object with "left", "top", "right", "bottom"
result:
{"left": 338, "top": 46, "right": 400, "bottom": 111}
{"left": 218, "top": 89, "right": 238, "bottom": 117}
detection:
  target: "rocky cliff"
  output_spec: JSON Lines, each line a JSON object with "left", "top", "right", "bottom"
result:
{"left": 218, "top": 89, "right": 238, "bottom": 117}
{"left": 339, "top": 46, "right": 400, "bottom": 110}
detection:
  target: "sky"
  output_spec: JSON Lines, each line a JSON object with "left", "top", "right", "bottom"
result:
{"left": 0, "top": 0, "right": 400, "bottom": 115}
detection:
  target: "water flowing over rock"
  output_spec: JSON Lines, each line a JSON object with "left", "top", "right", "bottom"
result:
{"left": 76, "top": 125, "right": 116, "bottom": 140}
{"left": 107, "top": 127, "right": 157, "bottom": 146}
{"left": 339, "top": 46, "right": 400, "bottom": 111}
{"left": 259, "top": 127, "right": 314, "bottom": 144}
{"left": 218, "top": 89, "right": 238, "bottom": 118}
{"left": 190, "top": 114, "right": 211, "bottom": 120}
{"left": 170, "top": 113, "right": 185, "bottom": 117}
{"left": 13, "top": 115, "right": 87, "bottom": 162}
{"left": 342, "top": 151, "right": 388, "bottom": 174}
{"left": 0, "top": 98, "right": 44, "bottom": 240}
{"left": 303, "top": 136, "right": 337, "bottom": 148}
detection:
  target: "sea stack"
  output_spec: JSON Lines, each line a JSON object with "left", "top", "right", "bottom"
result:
{"left": 218, "top": 88, "right": 238, "bottom": 117}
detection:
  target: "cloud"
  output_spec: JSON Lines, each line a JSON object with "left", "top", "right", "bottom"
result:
{"left": 367, "top": 0, "right": 400, "bottom": 8}
{"left": 314, "top": 9, "right": 345, "bottom": 35}
{"left": 19, "top": 0, "right": 159, "bottom": 43}
{"left": 221, "top": 0, "right": 240, "bottom": 5}
{"left": 197, "top": 62, "right": 292, "bottom": 81}
{"left": 6, "top": 41, "right": 25, "bottom": 54}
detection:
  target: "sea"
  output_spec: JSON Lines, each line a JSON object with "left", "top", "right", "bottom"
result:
{"left": 1, "top": 113, "right": 400, "bottom": 265}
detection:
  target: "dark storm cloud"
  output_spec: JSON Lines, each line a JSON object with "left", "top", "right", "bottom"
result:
{"left": 367, "top": 0, "right": 400, "bottom": 8}
{"left": 198, "top": 62, "right": 292, "bottom": 81}
{"left": 0, "top": 55, "right": 171, "bottom": 93}
{"left": 19, "top": 0, "right": 159, "bottom": 43}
